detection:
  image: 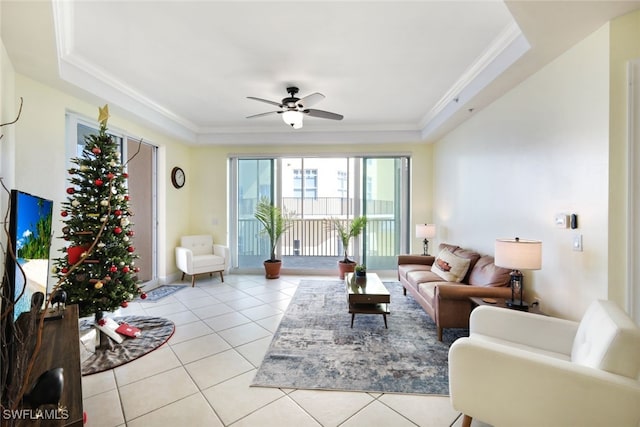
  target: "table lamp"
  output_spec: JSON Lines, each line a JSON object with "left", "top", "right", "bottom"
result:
{"left": 494, "top": 237, "right": 542, "bottom": 310}
{"left": 416, "top": 224, "right": 436, "bottom": 256}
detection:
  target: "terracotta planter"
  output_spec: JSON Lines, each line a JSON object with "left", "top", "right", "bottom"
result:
{"left": 263, "top": 260, "right": 282, "bottom": 279}
{"left": 338, "top": 260, "right": 356, "bottom": 279}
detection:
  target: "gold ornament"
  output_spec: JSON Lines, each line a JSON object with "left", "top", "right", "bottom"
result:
{"left": 94, "top": 281, "right": 104, "bottom": 289}
{"left": 98, "top": 105, "right": 110, "bottom": 126}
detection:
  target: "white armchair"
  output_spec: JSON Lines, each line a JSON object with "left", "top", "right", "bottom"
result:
{"left": 449, "top": 300, "right": 640, "bottom": 427}
{"left": 175, "top": 235, "right": 229, "bottom": 287}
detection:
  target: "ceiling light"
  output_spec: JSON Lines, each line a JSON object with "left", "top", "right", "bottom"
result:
{"left": 282, "top": 110, "right": 304, "bottom": 129}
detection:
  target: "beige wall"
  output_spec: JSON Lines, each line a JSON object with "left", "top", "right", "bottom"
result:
{"left": 10, "top": 74, "right": 192, "bottom": 283}
{"left": 608, "top": 9, "right": 640, "bottom": 309}
{"left": 188, "top": 143, "right": 434, "bottom": 255}
{"left": 433, "top": 24, "right": 611, "bottom": 321}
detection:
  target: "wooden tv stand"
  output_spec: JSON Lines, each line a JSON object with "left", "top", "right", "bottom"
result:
{"left": 16, "top": 304, "right": 83, "bottom": 427}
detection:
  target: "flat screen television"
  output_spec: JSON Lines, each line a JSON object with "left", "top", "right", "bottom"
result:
{"left": 1, "top": 189, "right": 54, "bottom": 403}
{"left": 5, "top": 190, "right": 54, "bottom": 320}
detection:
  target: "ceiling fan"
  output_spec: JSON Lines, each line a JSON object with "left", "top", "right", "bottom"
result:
{"left": 246, "top": 87, "right": 344, "bottom": 129}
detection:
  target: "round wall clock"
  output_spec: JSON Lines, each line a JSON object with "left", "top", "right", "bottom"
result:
{"left": 171, "top": 167, "right": 185, "bottom": 189}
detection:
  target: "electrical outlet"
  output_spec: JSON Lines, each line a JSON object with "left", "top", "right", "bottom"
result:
{"left": 533, "top": 297, "right": 541, "bottom": 310}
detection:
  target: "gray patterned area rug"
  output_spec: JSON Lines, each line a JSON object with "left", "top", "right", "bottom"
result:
{"left": 137, "top": 285, "right": 186, "bottom": 302}
{"left": 252, "top": 280, "right": 467, "bottom": 395}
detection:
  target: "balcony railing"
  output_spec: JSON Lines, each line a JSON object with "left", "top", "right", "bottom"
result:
{"left": 238, "top": 217, "right": 398, "bottom": 260}
{"left": 239, "top": 197, "right": 395, "bottom": 217}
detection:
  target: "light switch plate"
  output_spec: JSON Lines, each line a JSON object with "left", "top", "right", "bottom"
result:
{"left": 573, "top": 234, "right": 583, "bottom": 251}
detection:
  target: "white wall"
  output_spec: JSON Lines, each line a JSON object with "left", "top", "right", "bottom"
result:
{"left": 433, "top": 25, "right": 611, "bottom": 321}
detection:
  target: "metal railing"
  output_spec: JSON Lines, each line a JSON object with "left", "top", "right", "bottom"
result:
{"left": 239, "top": 197, "right": 395, "bottom": 218}
{"left": 238, "top": 217, "right": 398, "bottom": 259}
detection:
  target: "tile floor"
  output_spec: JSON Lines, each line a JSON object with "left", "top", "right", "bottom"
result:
{"left": 81, "top": 273, "right": 488, "bottom": 427}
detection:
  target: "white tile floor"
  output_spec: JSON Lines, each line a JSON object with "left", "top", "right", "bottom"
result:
{"left": 81, "top": 274, "right": 488, "bottom": 427}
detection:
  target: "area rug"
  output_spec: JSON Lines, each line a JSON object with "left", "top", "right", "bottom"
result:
{"left": 252, "top": 280, "right": 467, "bottom": 395}
{"left": 137, "top": 284, "right": 186, "bottom": 302}
{"left": 80, "top": 315, "right": 175, "bottom": 375}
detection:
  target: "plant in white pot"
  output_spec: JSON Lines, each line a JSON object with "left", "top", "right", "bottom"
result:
{"left": 332, "top": 216, "right": 367, "bottom": 279}
{"left": 254, "top": 197, "right": 291, "bottom": 279}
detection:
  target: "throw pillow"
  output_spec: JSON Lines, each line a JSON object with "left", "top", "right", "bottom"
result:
{"left": 431, "top": 249, "right": 471, "bottom": 283}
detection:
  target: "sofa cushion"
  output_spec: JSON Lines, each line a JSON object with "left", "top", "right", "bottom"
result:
{"left": 406, "top": 269, "right": 442, "bottom": 288}
{"left": 398, "top": 264, "right": 430, "bottom": 281}
{"left": 468, "top": 255, "right": 511, "bottom": 287}
{"left": 571, "top": 299, "right": 640, "bottom": 379}
{"left": 431, "top": 249, "right": 471, "bottom": 283}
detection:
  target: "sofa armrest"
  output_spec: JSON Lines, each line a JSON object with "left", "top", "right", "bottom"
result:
{"left": 397, "top": 254, "right": 434, "bottom": 266}
{"left": 470, "top": 305, "right": 579, "bottom": 355}
{"left": 449, "top": 338, "right": 640, "bottom": 427}
{"left": 175, "top": 246, "right": 193, "bottom": 274}
{"left": 435, "top": 283, "right": 511, "bottom": 300}
{"left": 213, "top": 244, "right": 230, "bottom": 271}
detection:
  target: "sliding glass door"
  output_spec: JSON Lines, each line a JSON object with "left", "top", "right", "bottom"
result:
{"left": 230, "top": 155, "right": 409, "bottom": 271}
{"left": 362, "top": 157, "right": 408, "bottom": 269}
{"left": 235, "top": 159, "right": 275, "bottom": 268}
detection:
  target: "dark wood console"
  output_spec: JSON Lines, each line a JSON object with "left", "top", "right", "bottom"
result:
{"left": 16, "top": 304, "right": 83, "bottom": 427}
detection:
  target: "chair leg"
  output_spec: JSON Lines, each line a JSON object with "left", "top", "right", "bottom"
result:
{"left": 181, "top": 272, "right": 185, "bottom": 281}
{"left": 461, "top": 414, "right": 472, "bottom": 427}
{"left": 437, "top": 326, "right": 443, "bottom": 342}
{"left": 219, "top": 271, "right": 224, "bottom": 282}
{"left": 191, "top": 275, "right": 196, "bottom": 287}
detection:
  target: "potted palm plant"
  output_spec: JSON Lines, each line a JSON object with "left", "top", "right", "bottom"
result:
{"left": 332, "top": 215, "right": 367, "bottom": 279}
{"left": 255, "top": 197, "right": 291, "bottom": 279}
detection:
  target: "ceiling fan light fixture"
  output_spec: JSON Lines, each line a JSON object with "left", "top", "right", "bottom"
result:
{"left": 282, "top": 110, "right": 304, "bottom": 129}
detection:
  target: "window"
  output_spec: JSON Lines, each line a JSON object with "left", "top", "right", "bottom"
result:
{"left": 293, "top": 168, "right": 318, "bottom": 198}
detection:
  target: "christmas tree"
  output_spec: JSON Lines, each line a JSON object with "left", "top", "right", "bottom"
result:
{"left": 53, "top": 105, "right": 144, "bottom": 319}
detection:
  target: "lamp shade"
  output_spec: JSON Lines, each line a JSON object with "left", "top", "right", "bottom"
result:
{"left": 282, "top": 110, "right": 304, "bottom": 129}
{"left": 416, "top": 224, "right": 436, "bottom": 239}
{"left": 495, "top": 238, "right": 542, "bottom": 270}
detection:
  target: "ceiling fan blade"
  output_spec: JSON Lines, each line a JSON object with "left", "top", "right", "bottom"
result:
{"left": 246, "top": 111, "right": 280, "bottom": 119}
{"left": 304, "top": 109, "right": 344, "bottom": 120}
{"left": 296, "top": 92, "right": 325, "bottom": 109}
{"left": 247, "top": 96, "right": 283, "bottom": 108}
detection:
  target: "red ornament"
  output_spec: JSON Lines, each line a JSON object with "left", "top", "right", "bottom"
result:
{"left": 122, "top": 266, "right": 130, "bottom": 273}
{"left": 127, "top": 246, "right": 135, "bottom": 253}
{"left": 123, "top": 173, "right": 129, "bottom": 179}
{"left": 124, "top": 195, "right": 130, "bottom": 201}
{"left": 61, "top": 211, "right": 68, "bottom": 217}
{"left": 120, "top": 301, "right": 128, "bottom": 308}
{"left": 114, "top": 227, "right": 123, "bottom": 234}
{"left": 107, "top": 172, "right": 115, "bottom": 180}
{"left": 134, "top": 267, "right": 141, "bottom": 273}
{"left": 95, "top": 178, "right": 103, "bottom": 186}
{"left": 66, "top": 187, "right": 75, "bottom": 194}
{"left": 114, "top": 210, "right": 122, "bottom": 216}
{"left": 110, "top": 265, "right": 118, "bottom": 273}
{"left": 61, "top": 267, "right": 68, "bottom": 274}
{"left": 127, "top": 230, "right": 135, "bottom": 237}
{"left": 92, "top": 146, "right": 101, "bottom": 155}
{"left": 98, "top": 319, "right": 106, "bottom": 326}
{"left": 140, "top": 292, "right": 147, "bottom": 300}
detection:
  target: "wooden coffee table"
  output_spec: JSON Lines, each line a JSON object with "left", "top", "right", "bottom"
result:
{"left": 345, "top": 272, "right": 390, "bottom": 328}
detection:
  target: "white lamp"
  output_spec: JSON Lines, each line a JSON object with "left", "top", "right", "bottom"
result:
{"left": 415, "top": 224, "right": 436, "bottom": 256}
{"left": 282, "top": 110, "right": 304, "bottom": 129}
{"left": 494, "top": 237, "right": 542, "bottom": 311}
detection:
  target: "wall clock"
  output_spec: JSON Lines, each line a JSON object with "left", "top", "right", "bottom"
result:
{"left": 171, "top": 167, "right": 185, "bottom": 189}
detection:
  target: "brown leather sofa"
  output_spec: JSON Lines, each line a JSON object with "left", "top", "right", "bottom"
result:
{"left": 398, "top": 243, "right": 512, "bottom": 341}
